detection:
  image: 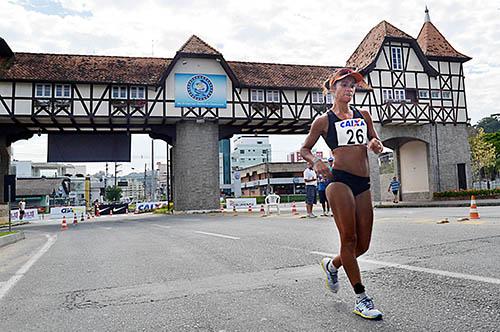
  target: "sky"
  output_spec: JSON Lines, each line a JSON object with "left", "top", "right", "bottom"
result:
{"left": 2, "top": 0, "right": 499, "bottom": 175}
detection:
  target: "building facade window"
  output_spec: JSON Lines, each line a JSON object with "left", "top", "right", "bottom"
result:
{"left": 55, "top": 84, "right": 71, "bottom": 98}
{"left": 442, "top": 91, "right": 452, "bottom": 99}
{"left": 418, "top": 90, "right": 429, "bottom": 99}
{"left": 266, "top": 90, "right": 279, "bottom": 103}
{"left": 35, "top": 84, "right": 51, "bottom": 98}
{"left": 112, "top": 86, "right": 127, "bottom": 99}
{"left": 311, "top": 91, "right": 323, "bottom": 104}
{"left": 431, "top": 90, "right": 441, "bottom": 99}
{"left": 391, "top": 47, "right": 403, "bottom": 70}
{"left": 325, "top": 92, "right": 333, "bottom": 104}
{"left": 394, "top": 89, "right": 406, "bottom": 101}
{"left": 130, "top": 86, "right": 145, "bottom": 99}
{"left": 382, "top": 89, "right": 393, "bottom": 102}
{"left": 251, "top": 89, "right": 264, "bottom": 102}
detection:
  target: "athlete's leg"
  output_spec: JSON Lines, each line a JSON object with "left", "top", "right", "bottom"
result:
{"left": 354, "top": 189, "right": 374, "bottom": 257}
{"left": 326, "top": 182, "right": 362, "bottom": 287}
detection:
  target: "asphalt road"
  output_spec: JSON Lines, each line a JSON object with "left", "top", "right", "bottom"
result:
{"left": 1, "top": 206, "right": 499, "bottom": 331}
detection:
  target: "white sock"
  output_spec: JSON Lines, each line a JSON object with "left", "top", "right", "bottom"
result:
{"left": 327, "top": 260, "right": 337, "bottom": 273}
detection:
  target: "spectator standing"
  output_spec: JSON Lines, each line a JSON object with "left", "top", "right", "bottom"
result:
{"left": 303, "top": 162, "right": 318, "bottom": 218}
{"left": 317, "top": 171, "right": 331, "bottom": 216}
{"left": 388, "top": 176, "right": 401, "bottom": 203}
{"left": 18, "top": 198, "right": 26, "bottom": 220}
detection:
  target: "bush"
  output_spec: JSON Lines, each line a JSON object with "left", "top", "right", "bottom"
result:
{"left": 433, "top": 189, "right": 500, "bottom": 198}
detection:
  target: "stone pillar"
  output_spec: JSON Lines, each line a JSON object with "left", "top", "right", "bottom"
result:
{"left": 0, "top": 137, "right": 11, "bottom": 222}
{"left": 368, "top": 151, "right": 381, "bottom": 202}
{"left": 173, "top": 121, "right": 219, "bottom": 211}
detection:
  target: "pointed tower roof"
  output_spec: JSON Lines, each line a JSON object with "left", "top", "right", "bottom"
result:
{"left": 417, "top": 8, "right": 471, "bottom": 62}
{"left": 177, "top": 35, "right": 221, "bottom": 56}
{"left": 346, "top": 20, "right": 437, "bottom": 75}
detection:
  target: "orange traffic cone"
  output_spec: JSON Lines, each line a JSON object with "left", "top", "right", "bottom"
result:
{"left": 87, "top": 213, "right": 91, "bottom": 220}
{"left": 291, "top": 201, "right": 298, "bottom": 215}
{"left": 232, "top": 205, "right": 237, "bottom": 215}
{"left": 110, "top": 208, "right": 113, "bottom": 216}
{"left": 260, "top": 204, "right": 265, "bottom": 215}
{"left": 248, "top": 204, "right": 253, "bottom": 213}
{"left": 73, "top": 213, "right": 78, "bottom": 225}
{"left": 220, "top": 203, "right": 225, "bottom": 213}
{"left": 469, "top": 195, "right": 480, "bottom": 219}
{"left": 61, "top": 216, "right": 68, "bottom": 230}
{"left": 80, "top": 213, "right": 84, "bottom": 222}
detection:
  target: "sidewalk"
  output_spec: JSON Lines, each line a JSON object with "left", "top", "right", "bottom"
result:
{"left": 374, "top": 198, "right": 500, "bottom": 208}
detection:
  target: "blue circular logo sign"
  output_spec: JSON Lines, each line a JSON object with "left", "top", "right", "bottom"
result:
{"left": 186, "top": 75, "right": 214, "bottom": 101}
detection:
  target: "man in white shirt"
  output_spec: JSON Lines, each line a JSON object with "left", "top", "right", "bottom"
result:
{"left": 303, "top": 162, "right": 318, "bottom": 218}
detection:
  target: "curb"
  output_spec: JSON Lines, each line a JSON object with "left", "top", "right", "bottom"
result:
{"left": 0, "top": 231, "right": 25, "bottom": 248}
{"left": 374, "top": 201, "right": 500, "bottom": 208}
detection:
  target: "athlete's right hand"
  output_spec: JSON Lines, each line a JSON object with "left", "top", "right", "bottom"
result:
{"left": 314, "top": 162, "right": 333, "bottom": 180}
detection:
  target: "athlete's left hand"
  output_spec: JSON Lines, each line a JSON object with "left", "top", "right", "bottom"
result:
{"left": 368, "top": 138, "right": 384, "bottom": 154}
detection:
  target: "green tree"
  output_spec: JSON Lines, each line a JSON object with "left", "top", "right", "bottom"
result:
{"left": 476, "top": 116, "right": 500, "bottom": 133}
{"left": 484, "top": 132, "right": 500, "bottom": 173}
{"left": 469, "top": 128, "right": 496, "bottom": 181}
{"left": 105, "top": 186, "right": 122, "bottom": 203}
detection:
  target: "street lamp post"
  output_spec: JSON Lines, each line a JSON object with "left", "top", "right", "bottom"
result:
{"left": 265, "top": 149, "right": 271, "bottom": 195}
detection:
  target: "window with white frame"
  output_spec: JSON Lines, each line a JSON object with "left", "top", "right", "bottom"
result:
{"left": 311, "top": 91, "right": 323, "bottom": 104}
{"left": 442, "top": 91, "right": 451, "bottom": 99}
{"left": 382, "top": 89, "right": 393, "bottom": 102}
{"left": 394, "top": 89, "right": 406, "bottom": 101}
{"left": 55, "top": 84, "right": 71, "bottom": 98}
{"left": 250, "top": 89, "right": 264, "bottom": 102}
{"left": 391, "top": 47, "right": 403, "bottom": 70}
{"left": 266, "top": 90, "right": 279, "bottom": 103}
{"left": 431, "top": 90, "right": 441, "bottom": 99}
{"left": 35, "top": 84, "right": 51, "bottom": 98}
{"left": 130, "top": 86, "right": 145, "bottom": 99}
{"left": 112, "top": 86, "right": 127, "bottom": 99}
{"left": 418, "top": 90, "right": 429, "bottom": 99}
{"left": 325, "top": 92, "right": 333, "bottom": 104}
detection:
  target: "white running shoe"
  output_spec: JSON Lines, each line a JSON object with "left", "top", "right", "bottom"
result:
{"left": 353, "top": 296, "right": 383, "bottom": 320}
{"left": 320, "top": 258, "right": 339, "bottom": 293}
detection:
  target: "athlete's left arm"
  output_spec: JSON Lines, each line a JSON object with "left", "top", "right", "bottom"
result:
{"left": 360, "top": 110, "right": 384, "bottom": 154}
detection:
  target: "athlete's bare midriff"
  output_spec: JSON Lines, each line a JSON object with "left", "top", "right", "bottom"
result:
{"left": 331, "top": 145, "right": 370, "bottom": 177}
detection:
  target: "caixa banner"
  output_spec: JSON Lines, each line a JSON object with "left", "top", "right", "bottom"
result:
{"left": 11, "top": 208, "right": 39, "bottom": 222}
{"left": 135, "top": 201, "right": 169, "bottom": 213}
{"left": 50, "top": 206, "right": 86, "bottom": 219}
{"left": 174, "top": 73, "right": 227, "bottom": 108}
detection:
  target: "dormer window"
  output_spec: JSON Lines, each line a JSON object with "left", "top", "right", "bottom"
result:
{"left": 251, "top": 89, "right": 264, "bottom": 102}
{"left": 55, "top": 84, "right": 71, "bottom": 98}
{"left": 112, "top": 86, "right": 127, "bottom": 99}
{"left": 266, "top": 90, "right": 279, "bottom": 103}
{"left": 35, "top": 84, "right": 51, "bottom": 98}
{"left": 391, "top": 47, "right": 403, "bottom": 70}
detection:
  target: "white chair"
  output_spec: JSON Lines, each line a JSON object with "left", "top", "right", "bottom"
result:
{"left": 265, "top": 194, "right": 281, "bottom": 215}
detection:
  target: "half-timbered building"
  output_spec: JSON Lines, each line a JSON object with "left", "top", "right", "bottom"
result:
{"left": 0, "top": 9, "right": 471, "bottom": 212}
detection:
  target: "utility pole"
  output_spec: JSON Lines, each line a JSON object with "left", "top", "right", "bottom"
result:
{"left": 114, "top": 162, "right": 121, "bottom": 187}
{"left": 151, "top": 139, "right": 156, "bottom": 201}
{"left": 105, "top": 162, "right": 108, "bottom": 188}
{"left": 144, "top": 163, "right": 147, "bottom": 201}
{"left": 265, "top": 149, "right": 271, "bottom": 195}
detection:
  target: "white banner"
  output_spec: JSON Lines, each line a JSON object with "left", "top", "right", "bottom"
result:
{"left": 11, "top": 208, "right": 39, "bottom": 222}
{"left": 226, "top": 198, "right": 257, "bottom": 208}
{"left": 135, "top": 201, "right": 169, "bottom": 212}
{"left": 50, "top": 206, "right": 87, "bottom": 219}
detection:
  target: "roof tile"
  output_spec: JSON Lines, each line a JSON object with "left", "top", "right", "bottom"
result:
{"left": 417, "top": 21, "right": 470, "bottom": 60}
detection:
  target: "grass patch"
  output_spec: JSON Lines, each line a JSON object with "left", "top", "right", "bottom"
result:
{"left": 0, "top": 231, "right": 17, "bottom": 237}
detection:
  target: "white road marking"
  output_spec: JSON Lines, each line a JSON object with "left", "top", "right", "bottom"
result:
{"left": 194, "top": 231, "right": 240, "bottom": 240}
{"left": 310, "top": 251, "right": 500, "bottom": 285}
{"left": 152, "top": 224, "right": 171, "bottom": 229}
{"left": 103, "top": 227, "right": 112, "bottom": 230}
{"left": 0, "top": 234, "right": 57, "bottom": 301}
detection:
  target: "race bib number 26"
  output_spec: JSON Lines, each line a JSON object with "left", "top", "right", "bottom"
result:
{"left": 335, "top": 118, "right": 368, "bottom": 146}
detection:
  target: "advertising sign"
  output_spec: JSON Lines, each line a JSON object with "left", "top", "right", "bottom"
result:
{"left": 175, "top": 73, "right": 227, "bottom": 108}
{"left": 226, "top": 198, "right": 256, "bottom": 208}
{"left": 98, "top": 203, "right": 129, "bottom": 215}
{"left": 11, "top": 208, "right": 39, "bottom": 222}
{"left": 50, "top": 206, "right": 86, "bottom": 219}
{"left": 135, "top": 201, "right": 169, "bottom": 213}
